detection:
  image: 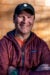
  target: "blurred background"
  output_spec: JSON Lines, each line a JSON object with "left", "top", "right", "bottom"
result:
{"left": 0, "top": 0, "right": 50, "bottom": 49}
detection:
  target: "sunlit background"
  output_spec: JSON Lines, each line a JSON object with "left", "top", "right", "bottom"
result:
{"left": 0, "top": 0, "right": 50, "bottom": 49}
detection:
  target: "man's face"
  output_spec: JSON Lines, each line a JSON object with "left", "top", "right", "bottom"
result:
{"left": 14, "top": 11, "right": 35, "bottom": 34}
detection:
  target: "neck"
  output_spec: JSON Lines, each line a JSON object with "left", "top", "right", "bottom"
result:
{"left": 15, "top": 30, "right": 30, "bottom": 41}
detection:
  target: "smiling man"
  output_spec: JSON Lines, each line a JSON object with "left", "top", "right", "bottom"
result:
{"left": 0, "top": 3, "right": 50, "bottom": 75}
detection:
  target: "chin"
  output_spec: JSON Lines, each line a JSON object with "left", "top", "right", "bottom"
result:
{"left": 19, "top": 29, "right": 31, "bottom": 34}
{"left": 21, "top": 30, "right": 30, "bottom": 33}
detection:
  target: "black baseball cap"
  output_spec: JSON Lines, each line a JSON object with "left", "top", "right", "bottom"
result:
{"left": 14, "top": 3, "right": 35, "bottom": 15}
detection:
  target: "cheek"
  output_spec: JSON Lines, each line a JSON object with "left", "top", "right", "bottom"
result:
{"left": 14, "top": 18, "right": 22, "bottom": 24}
{"left": 17, "top": 17, "right": 23, "bottom": 23}
{"left": 29, "top": 19, "right": 34, "bottom": 25}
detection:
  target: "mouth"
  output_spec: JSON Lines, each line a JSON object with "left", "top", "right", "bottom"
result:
{"left": 20, "top": 25, "right": 30, "bottom": 29}
{"left": 20, "top": 23, "right": 31, "bottom": 27}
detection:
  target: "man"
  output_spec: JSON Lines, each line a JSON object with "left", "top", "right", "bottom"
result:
{"left": 0, "top": 3, "right": 50, "bottom": 75}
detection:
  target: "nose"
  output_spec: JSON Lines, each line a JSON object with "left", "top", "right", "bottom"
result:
{"left": 22, "top": 16, "right": 27, "bottom": 24}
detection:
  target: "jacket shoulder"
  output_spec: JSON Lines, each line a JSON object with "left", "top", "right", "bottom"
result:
{"left": 31, "top": 32, "right": 49, "bottom": 49}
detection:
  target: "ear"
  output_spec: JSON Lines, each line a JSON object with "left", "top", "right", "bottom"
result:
{"left": 13, "top": 19, "right": 15, "bottom": 23}
{"left": 13, "top": 14, "right": 17, "bottom": 23}
{"left": 13, "top": 17, "right": 17, "bottom": 24}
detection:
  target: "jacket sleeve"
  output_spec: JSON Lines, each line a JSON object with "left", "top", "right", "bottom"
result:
{"left": 41, "top": 41, "right": 50, "bottom": 64}
{"left": 0, "top": 39, "right": 9, "bottom": 75}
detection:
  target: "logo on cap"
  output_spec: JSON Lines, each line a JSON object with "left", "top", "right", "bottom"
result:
{"left": 23, "top": 4, "right": 27, "bottom": 7}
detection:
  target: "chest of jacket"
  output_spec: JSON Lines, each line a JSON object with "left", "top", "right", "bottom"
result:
{"left": 8, "top": 41, "right": 42, "bottom": 69}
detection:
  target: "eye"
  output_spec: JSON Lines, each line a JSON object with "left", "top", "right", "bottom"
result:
{"left": 27, "top": 16, "right": 30, "bottom": 18}
{"left": 18, "top": 15, "right": 23, "bottom": 18}
{"left": 27, "top": 16, "right": 31, "bottom": 18}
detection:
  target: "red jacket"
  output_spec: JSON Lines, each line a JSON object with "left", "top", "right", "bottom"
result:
{"left": 0, "top": 29, "right": 50, "bottom": 75}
